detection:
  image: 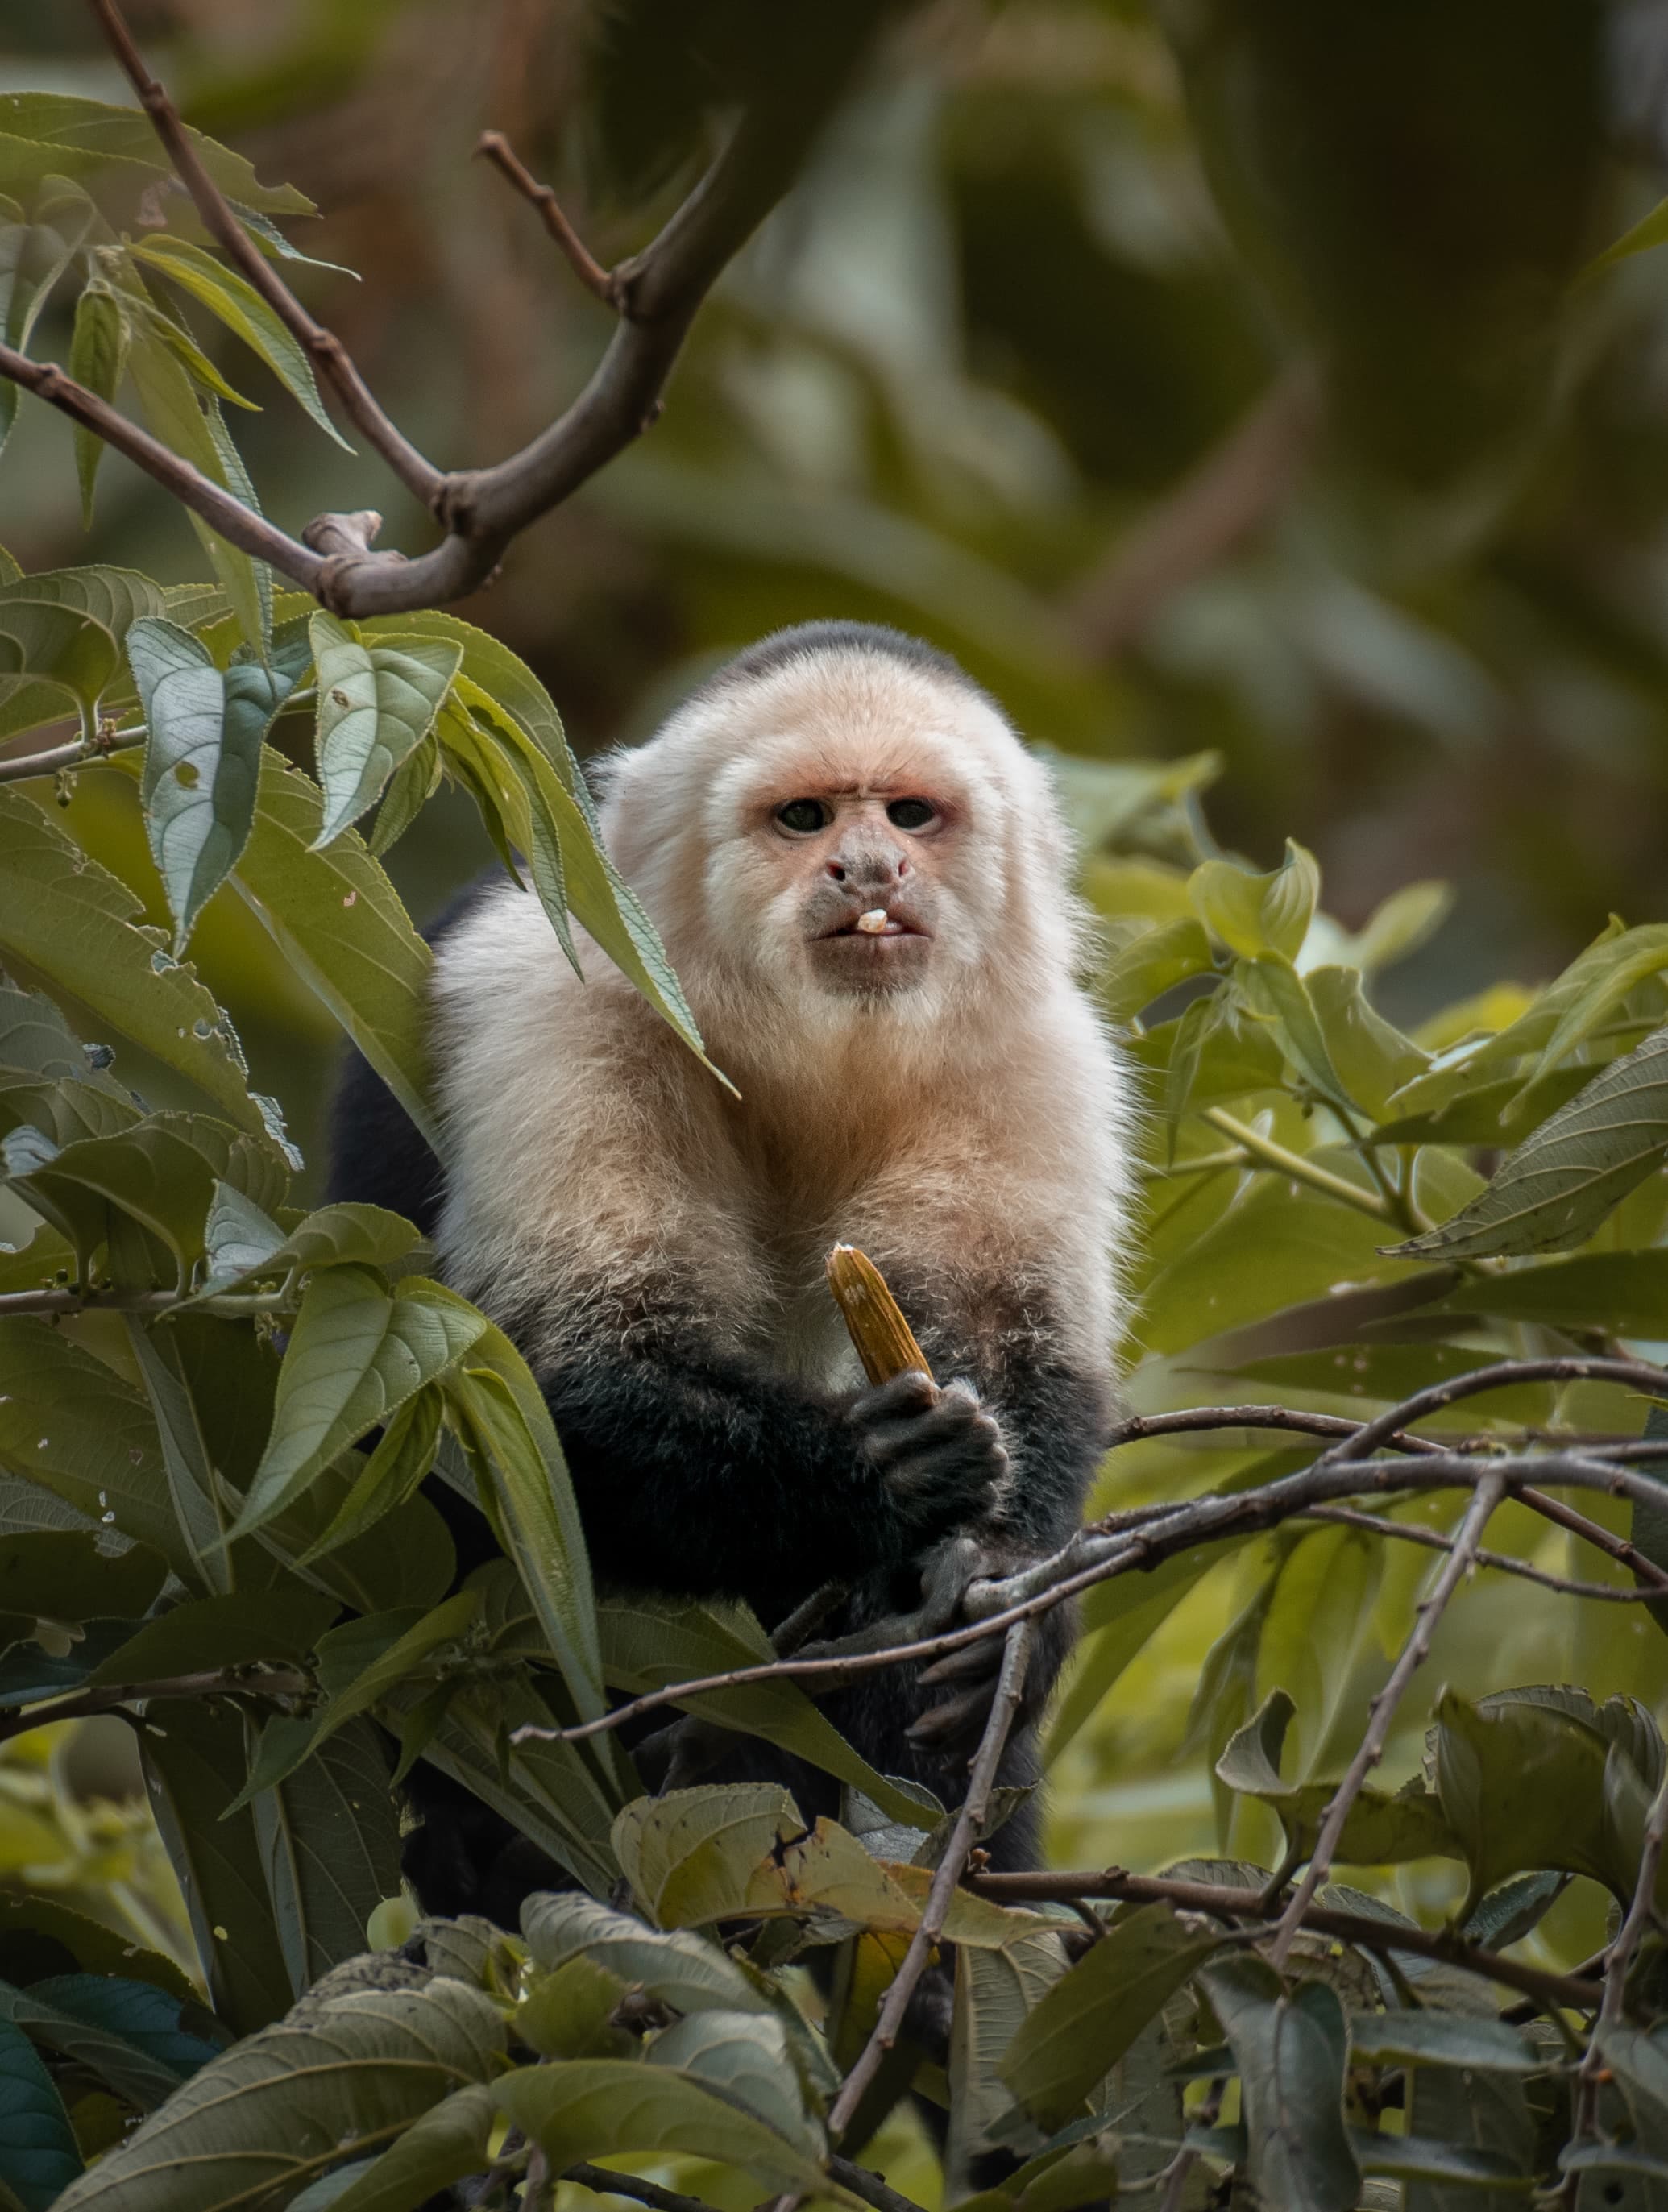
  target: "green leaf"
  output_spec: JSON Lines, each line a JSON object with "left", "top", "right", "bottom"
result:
{"left": 1189, "top": 840, "right": 1320, "bottom": 962}
{"left": 649, "top": 2009, "right": 823, "bottom": 2156}
{"left": 0, "top": 1974, "right": 218, "bottom": 2112}
{"left": 50, "top": 1973, "right": 506, "bottom": 2212}
{"left": 1307, "top": 967, "right": 1428, "bottom": 1119}
{"left": 251, "top": 1718, "right": 403, "bottom": 1998}
{"left": 1402, "top": 2061, "right": 1535, "bottom": 2208}
{"left": 0, "top": 563, "right": 165, "bottom": 741}
{"left": 1347, "top": 2012, "right": 1539, "bottom": 2073}
{"left": 0, "top": 790, "right": 266, "bottom": 1131}
{"left": 596, "top": 1592, "right": 939, "bottom": 1829}
{"left": 367, "top": 731, "right": 439, "bottom": 857}
{"left": 138, "top": 1699, "right": 295, "bottom": 2037}
{"left": 1355, "top": 2127, "right": 1531, "bottom": 2189}
{"left": 1386, "top": 1023, "right": 1668, "bottom": 1260}
{"left": 1237, "top": 952, "right": 1353, "bottom": 1110}
{"left": 443, "top": 1321, "right": 605, "bottom": 1723}
{"left": 1101, "top": 916, "right": 1215, "bottom": 1023}
{"left": 321, "top": 2081, "right": 497, "bottom": 2212}
{"left": 1335, "top": 880, "right": 1454, "bottom": 974}
{"left": 496, "top": 2056, "right": 838, "bottom": 2200}
{"left": 129, "top": 615, "right": 308, "bottom": 952}
{"left": 82, "top": 1586, "right": 338, "bottom": 1687}
{"left": 124, "top": 317, "right": 267, "bottom": 656}
{"left": 236, "top": 1268, "right": 489, "bottom": 1536}
{"left": 612, "top": 1786, "right": 805, "bottom": 1928}
{"left": 67, "top": 284, "right": 128, "bottom": 528}
{"left": 1588, "top": 194, "right": 1668, "bottom": 275}
{"left": 1201, "top": 1957, "right": 1359, "bottom": 2212}
{"left": 520, "top": 1890, "right": 767, "bottom": 2019}
{"left": 0, "top": 93, "right": 314, "bottom": 216}
{"left": 294, "top": 1386, "right": 443, "bottom": 1564}
{"left": 1431, "top": 1688, "right": 1623, "bottom": 1914}
{"left": 1001, "top": 1904, "right": 1222, "bottom": 2131}
{"left": 201, "top": 1192, "right": 421, "bottom": 1297}
{"left": 1430, "top": 1248, "right": 1668, "bottom": 1337}
{"left": 129, "top": 234, "right": 349, "bottom": 448}
{"left": 0, "top": 177, "right": 94, "bottom": 455}
{"left": 0, "top": 2019, "right": 81, "bottom": 2211}
{"left": 0, "top": 1529, "right": 165, "bottom": 1629}
{"left": 309, "top": 616, "right": 459, "bottom": 848}
{"left": 230, "top": 749, "right": 437, "bottom": 1148}
{"left": 0, "top": 1318, "right": 194, "bottom": 1577}
{"left": 1215, "top": 1689, "right": 1455, "bottom": 1866}
{"left": 0, "top": 1893, "right": 193, "bottom": 2002}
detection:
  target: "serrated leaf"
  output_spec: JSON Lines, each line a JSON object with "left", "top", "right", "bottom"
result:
{"left": 1348, "top": 2012, "right": 1539, "bottom": 2072}
{"left": 236, "top": 1268, "right": 488, "bottom": 1535}
{"left": 1001, "top": 1904, "right": 1222, "bottom": 2131}
{"left": 0, "top": 562, "right": 165, "bottom": 741}
{"left": 1201, "top": 1957, "right": 1359, "bottom": 2212}
{"left": 597, "top": 1592, "right": 939, "bottom": 1829}
{"left": 0, "top": 2019, "right": 81, "bottom": 2211}
{"left": 67, "top": 284, "right": 127, "bottom": 528}
{"left": 0, "top": 93, "right": 313, "bottom": 217}
{"left": 130, "top": 614, "right": 309, "bottom": 952}
{"left": 496, "top": 2056, "right": 837, "bottom": 2200}
{"left": 1386, "top": 1024, "right": 1668, "bottom": 1260}
{"left": 0, "top": 789, "right": 265, "bottom": 1131}
{"left": 322, "top": 2080, "right": 497, "bottom": 2212}
{"left": 130, "top": 234, "right": 349, "bottom": 449}
{"left": 309, "top": 616, "right": 459, "bottom": 847}
{"left": 124, "top": 317, "right": 267, "bottom": 655}
{"left": 230, "top": 748, "right": 436, "bottom": 1148}
{"left": 50, "top": 1974, "right": 506, "bottom": 2212}
{"left": 612, "top": 1786, "right": 805, "bottom": 1928}
{"left": 1190, "top": 840, "right": 1320, "bottom": 962}
{"left": 201, "top": 1190, "right": 421, "bottom": 1297}
{"left": 442, "top": 1321, "right": 604, "bottom": 1724}
{"left": 520, "top": 1890, "right": 767, "bottom": 2018}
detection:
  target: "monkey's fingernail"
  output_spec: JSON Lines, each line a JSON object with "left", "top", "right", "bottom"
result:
{"left": 855, "top": 908, "right": 889, "bottom": 933}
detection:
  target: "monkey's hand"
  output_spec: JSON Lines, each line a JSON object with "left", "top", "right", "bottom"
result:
{"left": 905, "top": 1534, "right": 1073, "bottom": 1759}
{"left": 849, "top": 1371, "right": 1009, "bottom": 1550}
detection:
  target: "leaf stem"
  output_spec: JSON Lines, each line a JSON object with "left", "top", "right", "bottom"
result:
{"left": 0, "top": 1665, "right": 310, "bottom": 1746}
{"left": 1198, "top": 1106, "right": 1393, "bottom": 1222}
{"left": 0, "top": 723, "right": 147, "bottom": 786}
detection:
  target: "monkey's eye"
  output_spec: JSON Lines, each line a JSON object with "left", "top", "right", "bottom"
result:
{"left": 775, "top": 799, "right": 829, "bottom": 834}
{"left": 886, "top": 797, "right": 937, "bottom": 831}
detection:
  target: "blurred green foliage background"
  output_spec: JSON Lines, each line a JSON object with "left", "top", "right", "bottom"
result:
{"left": 7, "top": 0, "right": 1668, "bottom": 2025}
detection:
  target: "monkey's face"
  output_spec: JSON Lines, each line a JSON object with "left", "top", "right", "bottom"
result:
{"left": 766, "top": 786, "right": 946, "bottom": 998}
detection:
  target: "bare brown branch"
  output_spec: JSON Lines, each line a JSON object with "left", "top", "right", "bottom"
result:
{"left": 963, "top": 1865, "right": 1601, "bottom": 2015}
{"left": 88, "top": 0, "right": 443, "bottom": 504}
{"left": 1064, "top": 363, "right": 1322, "bottom": 660}
{"left": 826, "top": 1621, "right": 1034, "bottom": 2142}
{"left": 476, "top": 131, "right": 617, "bottom": 305}
{"left": 0, "top": 1666, "right": 310, "bottom": 1746}
{"left": 0, "top": 724, "right": 147, "bottom": 787}
{"left": 1268, "top": 1467, "right": 1509, "bottom": 1968}
{"left": 1301, "top": 1500, "right": 1654, "bottom": 1602}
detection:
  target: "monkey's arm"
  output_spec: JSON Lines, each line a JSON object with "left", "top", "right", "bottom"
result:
{"left": 541, "top": 1339, "right": 1002, "bottom": 1617}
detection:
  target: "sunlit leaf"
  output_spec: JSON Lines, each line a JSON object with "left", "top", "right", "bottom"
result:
{"left": 309, "top": 616, "right": 460, "bottom": 848}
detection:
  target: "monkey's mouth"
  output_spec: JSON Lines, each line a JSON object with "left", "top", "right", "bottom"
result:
{"left": 816, "top": 908, "right": 929, "bottom": 941}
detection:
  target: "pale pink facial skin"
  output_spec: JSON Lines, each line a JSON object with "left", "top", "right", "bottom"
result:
{"left": 763, "top": 785, "right": 948, "bottom": 998}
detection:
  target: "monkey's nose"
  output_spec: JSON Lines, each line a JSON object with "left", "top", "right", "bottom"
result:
{"left": 828, "top": 849, "right": 911, "bottom": 887}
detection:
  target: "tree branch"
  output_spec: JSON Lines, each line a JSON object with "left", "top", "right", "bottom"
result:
{"left": 1327, "top": 1356, "right": 1668, "bottom": 1465}
{"left": 1268, "top": 1468, "right": 1508, "bottom": 1968}
{"left": 1300, "top": 1500, "right": 1655, "bottom": 1602}
{"left": 1198, "top": 1107, "right": 1394, "bottom": 1222}
{"left": 563, "top": 2166, "right": 722, "bottom": 2212}
{"left": 0, "top": 1284, "right": 288, "bottom": 1318}
{"left": 88, "top": 0, "right": 442, "bottom": 504}
{"left": 1064, "top": 363, "right": 1321, "bottom": 660}
{"left": 962, "top": 1865, "right": 1600, "bottom": 2015}
{"left": 2, "top": 2, "right": 899, "bottom": 620}
{"left": 825, "top": 1621, "right": 1034, "bottom": 2142}
{"left": 0, "top": 724, "right": 147, "bottom": 786}
{"left": 826, "top": 2157, "right": 931, "bottom": 2212}
{"left": 0, "top": 1665, "right": 310, "bottom": 1746}
{"left": 0, "top": 342, "right": 325, "bottom": 587}
{"left": 476, "top": 131, "right": 616, "bottom": 305}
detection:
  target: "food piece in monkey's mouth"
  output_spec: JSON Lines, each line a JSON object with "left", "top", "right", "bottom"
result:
{"left": 856, "top": 908, "right": 890, "bottom": 934}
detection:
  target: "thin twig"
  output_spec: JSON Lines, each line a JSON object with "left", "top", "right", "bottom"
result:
{"left": 826, "top": 2156, "right": 931, "bottom": 2212}
{"left": 1326, "top": 1355, "right": 1668, "bottom": 1465}
{"left": 825, "top": 1621, "right": 1034, "bottom": 2142}
{"left": 1517, "top": 1484, "right": 1668, "bottom": 1592}
{"left": 477, "top": 131, "right": 616, "bottom": 305}
{"left": 0, "top": 1666, "right": 309, "bottom": 1746}
{"left": 0, "top": 725, "right": 147, "bottom": 786}
{"left": 514, "top": 1441, "right": 1668, "bottom": 1750}
{"left": 1103, "top": 1403, "right": 1442, "bottom": 1459}
{"left": 0, "top": 1285, "right": 288, "bottom": 1318}
{"left": 1268, "top": 1469, "right": 1509, "bottom": 1968}
{"left": 1198, "top": 1107, "right": 1393, "bottom": 1222}
{"left": 0, "top": 342, "right": 325, "bottom": 586}
{"left": 1300, "top": 1501, "right": 1652, "bottom": 1603}
{"left": 563, "top": 2165, "right": 720, "bottom": 2212}
{"left": 1566, "top": 1765, "right": 1668, "bottom": 2202}
{"left": 88, "top": 0, "right": 442, "bottom": 504}
{"left": 962, "top": 1865, "right": 1600, "bottom": 2015}
{"left": 1065, "top": 364, "right": 1321, "bottom": 659}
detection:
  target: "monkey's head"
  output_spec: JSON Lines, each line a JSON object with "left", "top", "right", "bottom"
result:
{"left": 601, "top": 623, "right": 1081, "bottom": 1048}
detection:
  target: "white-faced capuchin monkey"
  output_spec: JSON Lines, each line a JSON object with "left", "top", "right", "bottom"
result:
{"left": 330, "top": 620, "right": 1133, "bottom": 1921}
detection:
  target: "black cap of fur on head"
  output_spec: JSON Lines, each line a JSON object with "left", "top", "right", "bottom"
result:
{"left": 696, "top": 621, "right": 993, "bottom": 709}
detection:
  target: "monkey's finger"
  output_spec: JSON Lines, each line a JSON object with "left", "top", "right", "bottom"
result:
{"left": 907, "top": 1684, "right": 996, "bottom": 1752}
{"left": 849, "top": 1370, "right": 938, "bottom": 1430}
{"left": 919, "top": 1638, "right": 1002, "bottom": 1689}
{"left": 863, "top": 1397, "right": 998, "bottom": 1470}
